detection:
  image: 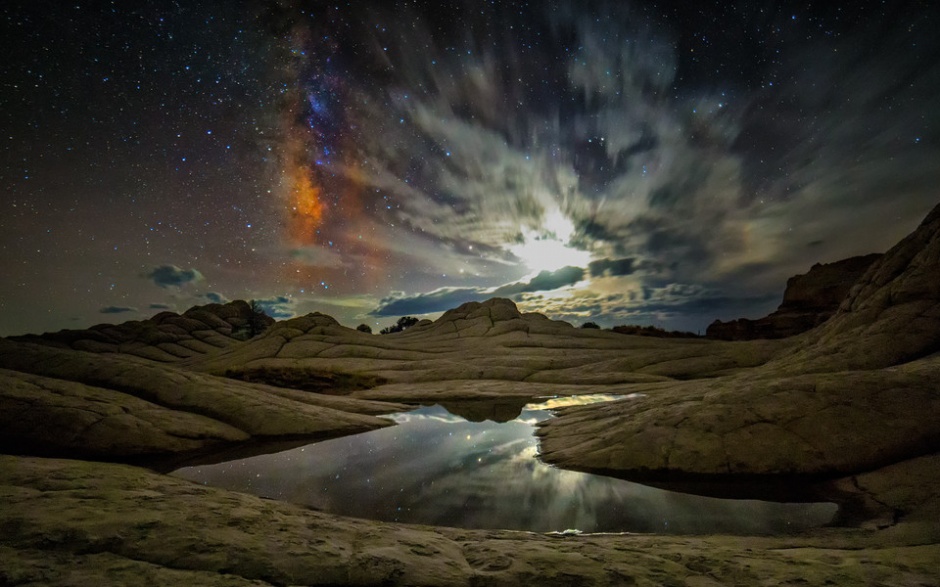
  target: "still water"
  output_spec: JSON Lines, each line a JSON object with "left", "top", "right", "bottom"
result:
{"left": 173, "top": 396, "right": 837, "bottom": 534}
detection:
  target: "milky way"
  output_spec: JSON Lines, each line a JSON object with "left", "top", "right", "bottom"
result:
{"left": 1, "top": 1, "right": 938, "bottom": 335}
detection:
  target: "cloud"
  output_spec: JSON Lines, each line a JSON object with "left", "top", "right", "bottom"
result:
{"left": 254, "top": 296, "right": 296, "bottom": 319}
{"left": 100, "top": 306, "right": 137, "bottom": 314}
{"left": 288, "top": 247, "right": 345, "bottom": 269}
{"left": 371, "top": 288, "right": 487, "bottom": 317}
{"left": 204, "top": 292, "right": 229, "bottom": 304}
{"left": 371, "top": 266, "right": 586, "bottom": 316}
{"left": 515, "top": 279, "right": 780, "bottom": 332}
{"left": 493, "top": 266, "right": 585, "bottom": 296}
{"left": 146, "top": 265, "right": 204, "bottom": 288}
{"left": 270, "top": 2, "right": 940, "bottom": 332}
{"left": 148, "top": 303, "right": 172, "bottom": 310}
{"left": 588, "top": 258, "right": 636, "bottom": 278}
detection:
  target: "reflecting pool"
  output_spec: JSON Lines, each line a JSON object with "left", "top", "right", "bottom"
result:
{"left": 173, "top": 396, "right": 837, "bottom": 534}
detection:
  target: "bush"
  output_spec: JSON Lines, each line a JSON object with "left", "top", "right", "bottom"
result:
{"left": 581, "top": 321, "right": 601, "bottom": 329}
{"left": 380, "top": 316, "right": 419, "bottom": 334}
{"left": 356, "top": 324, "right": 373, "bottom": 334}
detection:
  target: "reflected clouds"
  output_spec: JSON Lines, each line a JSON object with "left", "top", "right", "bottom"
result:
{"left": 175, "top": 401, "right": 836, "bottom": 534}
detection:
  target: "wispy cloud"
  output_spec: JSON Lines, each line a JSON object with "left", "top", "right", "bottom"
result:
{"left": 100, "top": 305, "right": 137, "bottom": 314}
{"left": 145, "top": 265, "right": 204, "bottom": 289}
{"left": 371, "top": 266, "right": 587, "bottom": 316}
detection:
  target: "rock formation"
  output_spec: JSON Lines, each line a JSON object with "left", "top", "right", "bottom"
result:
{"left": 11, "top": 300, "right": 273, "bottom": 362}
{"left": 2, "top": 204, "right": 940, "bottom": 585}
{"left": 2, "top": 454, "right": 937, "bottom": 586}
{"left": 0, "top": 338, "right": 406, "bottom": 464}
{"left": 189, "top": 298, "right": 786, "bottom": 391}
{"left": 777, "top": 203, "right": 940, "bottom": 371}
{"left": 706, "top": 254, "right": 881, "bottom": 340}
{"left": 537, "top": 202, "right": 940, "bottom": 482}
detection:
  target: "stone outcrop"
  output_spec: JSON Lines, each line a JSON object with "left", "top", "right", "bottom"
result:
{"left": 537, "top": 354, "right": 940, "bottom": 479}
{"left": 706, "top": 254, "right": 881, "bottom": 340}
{"left": 189, "top": 298, "right": 787, "bottom": 390}
{"left": 11, "top": 300, "right": 273, "bottom": 362}
{"left": 1, "top": 455, "right": 938, "bottom": 586}
{"left": 0, "top": 339, "right": 405, "bottom": 463}
{"left": 537, "top": 202, "right": 940, "bottom": 482}
{"left": 776, "top": 203, "right": 940, "bottom": 371}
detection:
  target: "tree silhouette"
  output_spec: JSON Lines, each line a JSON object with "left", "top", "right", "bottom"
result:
{"left": 379, "top": 316, "right": 419, "bottom": 334}
{"left": 247, "top": 299, "right": 271, "bottom": 337}
{"left": 581, "top": 321, "right": 600, "bottom": 329}
{"left": 356, "top": 323, "right": 373, "bottom": 334}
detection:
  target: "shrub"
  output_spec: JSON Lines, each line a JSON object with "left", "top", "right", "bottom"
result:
{"left": 380, "top": 316, "right": 419, "bottom": 334}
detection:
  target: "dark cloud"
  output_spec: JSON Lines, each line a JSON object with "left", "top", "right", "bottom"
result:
{"left": 526, "top": 282, "right": 781, "bottom": 333}
{"left": 100, "top": 306, "right": 136, "bottom": 314}
{"left": 371, "top": 288, "right": 486, "bottom": 317}
{"left": 372, "top": 266, "right": 587, "bottom": 317}
{"left": 494, "top": 266, "right": 585, "bottom": 296}
{"left": 255, "top": 296, "right": 296, "bottom": 319}
{"left": 146, "top": 265, "right": 204, "bottom": 289}
{"left": 588, "top": 258, "right": 636, "bottom": 278}
{"left": 573, "top": 219, "right": 623, "bottom": 248}
{"left": 204, "top": 292, "right": 228, "bottom": 304}
{"left": 148, "top": 303, "right": 172, "bottom": 310}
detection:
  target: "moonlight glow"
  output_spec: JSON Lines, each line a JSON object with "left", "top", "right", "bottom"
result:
{"left": 511, "top": 211, "right": 593, "bottom": 274}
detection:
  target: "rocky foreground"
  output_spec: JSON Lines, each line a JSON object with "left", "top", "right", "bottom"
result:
{"left": 1, "top": 204, "right": 940, "bottom": 585}
{"left": 2, "top": 453, "right": 938, "bottom": 586}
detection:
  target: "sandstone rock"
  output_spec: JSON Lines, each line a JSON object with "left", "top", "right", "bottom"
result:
{"left": 537, "top": 203, "right": 940, "bottom": 484}
{"left": 188, "top": 297, "right": 787, "bottom": 389}
{"left": 538, "top": 355, "right": 940, "bottom": 479}
{"left": 10, "top": 300, "right": 273, "bottom": 362}
{"left": 0, "top": 368, "right": 248, "bottom": 459}
{"left": 1, "top": 455, "right": 938, "bottom": 587}
{"left": 775, "top": 203, "right": 940, "bottom": 371}
{"left": 706, "top": 254, "right": 881, "bottom": 340}
{"left": 0, "top": 339, "right": 405, "bottom": 461}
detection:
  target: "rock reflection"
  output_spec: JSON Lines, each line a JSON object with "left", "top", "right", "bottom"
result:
{"left": 434, "top": 399, "right": 529, "bottom": 422}
{"left": 173, "top": 400, "right": 837, "bottom": 534}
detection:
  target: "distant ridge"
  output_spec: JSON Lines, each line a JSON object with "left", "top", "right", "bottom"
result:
{"left": 776, "top": 201, "right": 940, "bottom": 371}
{"left": 706, "top": 254, "right": 882, "bottom": 341}
{"left": 10, "top": 300, "right": 272, "bottom": 362}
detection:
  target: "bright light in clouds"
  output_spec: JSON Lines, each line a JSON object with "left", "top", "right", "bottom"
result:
{"left": 510, "top": 210, "right": 593, "bottom": 273}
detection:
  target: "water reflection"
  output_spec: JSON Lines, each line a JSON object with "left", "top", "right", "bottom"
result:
{"left": 173, "top": 398, "right": 837, "bottom": 534}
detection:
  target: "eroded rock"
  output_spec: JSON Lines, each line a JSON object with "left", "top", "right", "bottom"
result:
{"left": 0, "top": 339, "right": 404, "bottom": 462}
{"left": 11, "top": 300, "right": 273, "bottom": 362}
{"left": 706, "top": 254, "right": 881, "bottom": 341}
{"left": 1, "top": 455, "right": 938, "bottom": 587}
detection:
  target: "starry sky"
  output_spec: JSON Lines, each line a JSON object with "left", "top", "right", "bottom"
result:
{"left": 2, "top": 0, "right": 938, "bottom": 336}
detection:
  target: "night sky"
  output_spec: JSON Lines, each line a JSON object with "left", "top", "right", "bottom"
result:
{"left": 2, "top": 0, "right": 938, "bottom": 336}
